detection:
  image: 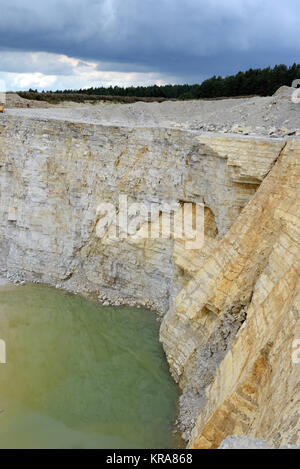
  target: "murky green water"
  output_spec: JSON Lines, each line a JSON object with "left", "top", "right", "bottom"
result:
{"left": 0, "top": 284, "right": 179, "bottom": 449}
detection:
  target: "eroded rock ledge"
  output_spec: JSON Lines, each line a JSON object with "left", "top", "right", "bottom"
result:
{"left": 0, "top": 109, "right": 299, "bottom": 448}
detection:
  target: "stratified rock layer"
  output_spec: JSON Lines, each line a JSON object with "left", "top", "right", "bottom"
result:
{"left": 0, "top": 106, "right": 299, "bottom": 448}
{"left": 161, "top": 139, "right": 300, "bottom": 448}
{"left": 0, "top": 115, "right": 283, "bottom": 312}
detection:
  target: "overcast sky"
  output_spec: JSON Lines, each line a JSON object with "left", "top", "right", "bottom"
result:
{"left": 0, "top": 0, "right": 299, "bottom": 90}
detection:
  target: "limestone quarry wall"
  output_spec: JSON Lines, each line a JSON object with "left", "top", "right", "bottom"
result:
{"left": 0, "top": 112, "right": 298, "bottom": 448}
{"left": 161, "top": 139, "right": 300, "bottom": 447}
{"left": 0, "top": 115, "right": 283, "bottom": 312}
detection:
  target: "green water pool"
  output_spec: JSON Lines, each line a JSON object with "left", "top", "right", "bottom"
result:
{"left": 0, "top": 284, "right": 179, "bottom": 449}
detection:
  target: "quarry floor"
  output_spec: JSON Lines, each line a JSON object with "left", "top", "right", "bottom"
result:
{"left": 4, "top": 86, "right": 300, "bottom": 138}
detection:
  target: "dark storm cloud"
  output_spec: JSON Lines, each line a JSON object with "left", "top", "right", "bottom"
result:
{"left": 0, "top": 0, "right": 299, "bottom": 82}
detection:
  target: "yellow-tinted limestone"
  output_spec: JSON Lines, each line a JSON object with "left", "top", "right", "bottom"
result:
{"left": 0, "top": 111, "right": 299, "bottom": 447}
{"left": 0, "top": 116, "right": 283, "bottom": 313}
{"left": 161, "top": 139, "right": 300, "bottom": 448}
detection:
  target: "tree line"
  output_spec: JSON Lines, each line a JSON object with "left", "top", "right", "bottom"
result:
{"left": 27, "top": 63, "right": 300, "bottom": 100}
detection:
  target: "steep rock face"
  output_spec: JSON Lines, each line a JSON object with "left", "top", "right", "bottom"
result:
{"left": 0, "top": 111, "right": 298, "bottom": 448}
{"left": 161, "top": 139, "right": 300, "bottom": 447}
{"left": 0, "top": 115, "right": 282, "bottom": 313}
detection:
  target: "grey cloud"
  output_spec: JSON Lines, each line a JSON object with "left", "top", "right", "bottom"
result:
{"left": 0, "top": 0, "right": 299, "bottom": 83}
{"left": 0, "top": 50, "right": 82, "bottom": 75}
